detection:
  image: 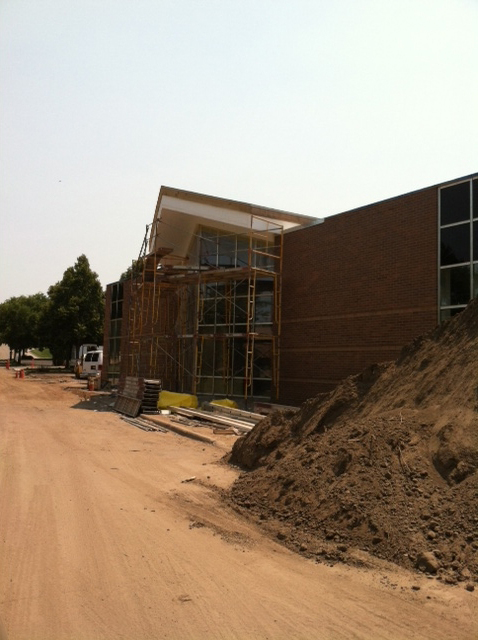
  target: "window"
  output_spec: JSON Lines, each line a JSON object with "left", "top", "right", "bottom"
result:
{"left": 439, "top": 178, "right": 477, "bottom": 321}
{"left": 440, "top": 225, "right": 470, "bottom": 265}
{"left": 440, "top": 266, "right": 470, "bottom": 306}
{"left": 194, "top": 227, "right": 278, "bottom": 400}
{"left": 108, "top": 282, "right": 124, "bottom": 383}
{"left": 440, "top": 181, "right": 470, "bottom": 225}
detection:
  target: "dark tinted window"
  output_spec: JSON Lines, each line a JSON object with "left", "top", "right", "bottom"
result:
{"left": 440, "top": 182, "right": 470, "bottom": 225}
{"left": 92, "top": 352, "right": 101, "bottom": 362}
{"left": 440, "top": 224, "right": 470, "bottom": 265}
{"left": 473, "top": 180, "right": 478, "bottom": 218}
{"left": 474, "top": 221, "right": 478, "bottom": 261}
{"left": 440, "top": 266, "right": 470, "bottom": 306}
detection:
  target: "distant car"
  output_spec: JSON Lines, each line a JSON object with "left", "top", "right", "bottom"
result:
{"left": 81, "top": 350, "right": 103, "bottom": 378}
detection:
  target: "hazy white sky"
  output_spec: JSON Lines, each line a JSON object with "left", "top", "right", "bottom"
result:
{"left": 1, "top": 0, "right": 477, "bottom": 302}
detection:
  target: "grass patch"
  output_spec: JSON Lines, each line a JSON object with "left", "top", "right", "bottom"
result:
{"left": 31, "top": 348, "right": 53, "bottom": 359}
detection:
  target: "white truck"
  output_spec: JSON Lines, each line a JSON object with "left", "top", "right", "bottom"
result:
{"left": 74, "top": 344, "right": 101, "bottom": 378}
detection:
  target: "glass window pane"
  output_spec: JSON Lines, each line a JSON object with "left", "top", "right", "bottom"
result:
{"left": 255, "top": 297, "right": 272, "bottom": 323}
{"left": 200, "top": 232, "right": 217, "bottom": 267}
{"left": 218, "top": 235, "right": 236, "bottom": 267}
{"left": 473, "top": 179, "right": 478, "bottom": 219}
{"left": 440, "top": 182, "right": 470, "bottom": 225}
{"left": 232, "top": 379, "right": 245, "bottom": 395}
{"left": 474, "top": 221, "right": 478, "bottom": 262}
{"left": 200, "top": 341, "right": 214, "bottom": 375}
{"left": 256, "top": 278, "right": 274, "bottom": 294}
{"left": 234, "top": 298, "right": 248, "bottom": 324}
{"left": 232, "top": 339, "right": 246, "bottom": 376}
{"left": 253, "top": 379, "right": 271, "bottom": 397}
{"left": 440, "top": 265, "right": 470, "bottom": 306}
{"left": 440, "top": 224, "right": 470, "bottom": 265}
{"left": 236, "top": 249, "right": 249, "bottom": 267}
{"left": 197, "top": 377, "right": 214, "bottom": 394}
{"left": 213, "top": 379, "right": 227, "bottom": 394}
{"left": 440, "top": 307, "right": 465, "bottom": 322}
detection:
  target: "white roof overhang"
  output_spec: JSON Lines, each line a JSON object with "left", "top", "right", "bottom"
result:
{"left": 149, "top": 188, "right": 319, "bottom": 264}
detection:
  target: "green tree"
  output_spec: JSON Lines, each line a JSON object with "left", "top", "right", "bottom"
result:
{"left": 120, "top": 258, "right": 144, "bottom": 281}
{"left": 0, "top": 294, "right": 48, "bottom": 362}
{"left": 40, "top": 255, "right": 105, "bottom": 365}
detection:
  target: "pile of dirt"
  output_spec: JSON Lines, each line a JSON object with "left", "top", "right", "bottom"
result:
{"left": 227, "top": 300, "right": 478, "bottom": 584}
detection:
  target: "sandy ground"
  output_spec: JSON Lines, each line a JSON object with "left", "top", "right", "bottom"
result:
{"left": 0, "top": 370, "right": 476, "bottom": 640}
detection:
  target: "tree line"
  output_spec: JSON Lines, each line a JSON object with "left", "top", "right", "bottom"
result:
{"left": 0, "top": 255, "right": 104, "bottom": 365}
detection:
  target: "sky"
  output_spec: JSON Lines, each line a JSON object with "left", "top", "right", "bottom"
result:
{"left": 1, "top": 0, "right": 477, "bottom": 302}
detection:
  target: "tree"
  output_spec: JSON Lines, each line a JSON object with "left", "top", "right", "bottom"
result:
{"left": 40, "top": 255, "right": 105, "bottom": 365}
{"left": 0, "top": 294, "right": 48, "bottom": 362}
{"left": 120, "top": 258, "right": 144, "bottom": 281}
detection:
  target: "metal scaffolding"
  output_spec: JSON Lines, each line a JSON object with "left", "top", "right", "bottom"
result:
{"left": 123, "top": 215, "right": 283, "bottom": 404}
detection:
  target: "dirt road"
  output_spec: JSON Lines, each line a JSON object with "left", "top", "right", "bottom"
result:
{"left": 0, "top": 370, "right": 475, "bottom": 640}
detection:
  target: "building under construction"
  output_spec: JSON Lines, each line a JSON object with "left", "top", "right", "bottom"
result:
{"left": 103, "top": 173, "right": 478, "bottom": 407}
{"left": 103, "top": 187, "right": 316, "bottom": 406}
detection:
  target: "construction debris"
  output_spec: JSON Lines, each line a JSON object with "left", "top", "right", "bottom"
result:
{"left": 119, "top": 415, "right": 168, "bottom": 432}
{"left": 142, "top": 415, "right": 217, "bottom": 445}
{"left": 169, "top": 406, "right": 256, "bottom": 432}
{"left": 114, "top": 376, "right": 161, "bottom": 418}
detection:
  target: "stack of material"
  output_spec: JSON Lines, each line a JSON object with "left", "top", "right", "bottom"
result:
{"left": 169, "top": 405, "right": 261, "bottom": 433}
{"left": 114, "top": 376, "right": 142, "bottom": 418}
{"left": 141, "top": 379, "right": 161, "bottom": 414}
{"left": 114, "top": 377, "right": 162, "bottom": 417}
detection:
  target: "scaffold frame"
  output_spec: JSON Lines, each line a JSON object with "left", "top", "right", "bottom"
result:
{"left": 123, "top": 214, "right": 284, "bottom": 405}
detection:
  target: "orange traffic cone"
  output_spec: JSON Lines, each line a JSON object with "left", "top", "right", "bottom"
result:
{"left": 20, "top": 369, "right": 25, "bottom": 379}
{"left": 5, "top": 361, "right": 10, "bottom": 370}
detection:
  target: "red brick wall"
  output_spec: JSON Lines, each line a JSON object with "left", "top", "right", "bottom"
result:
{"left": 278, "top": 186, "right": 439, "bottom": 405}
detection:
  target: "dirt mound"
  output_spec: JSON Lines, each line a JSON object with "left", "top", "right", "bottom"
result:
{"left": 228, "top": 299, "right": 478, "bottom": 584}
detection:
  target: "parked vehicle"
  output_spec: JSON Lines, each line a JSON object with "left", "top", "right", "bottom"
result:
{"left": 75, "top": 344, "right": 101, "bottom": 378}
{"left": 81, "top": 350, "right": 103, "bottom": 378}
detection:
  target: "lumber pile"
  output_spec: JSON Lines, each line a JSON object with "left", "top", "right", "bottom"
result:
{"left": 168, "top": 405, "right": 261, "bottom": 434}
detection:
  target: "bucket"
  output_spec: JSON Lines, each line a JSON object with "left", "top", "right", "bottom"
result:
{"left": 87, "top": 377, "right": 95, "bottom": 391}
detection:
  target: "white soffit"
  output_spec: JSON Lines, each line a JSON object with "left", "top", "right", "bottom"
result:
{"left": 158, "top": 196, "right": 301, "bottom": 232}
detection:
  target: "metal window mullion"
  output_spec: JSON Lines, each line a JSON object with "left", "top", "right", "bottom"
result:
{"left": 438, "top": 188, "right": 442, "bottom": 322}
{"left": 470, "top": 180, "right": 474, "bottom": 300}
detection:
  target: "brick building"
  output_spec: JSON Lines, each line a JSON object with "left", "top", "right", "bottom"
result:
{"left": 103, "top": 173, "right": 477, "bottom": 407}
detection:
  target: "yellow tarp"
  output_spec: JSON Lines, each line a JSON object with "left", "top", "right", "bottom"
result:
{"left": 157, "top": 390, "right": 198, "bottom": 409}
{"left": 211, "top": 398, "right": 238, "bottom": 409}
